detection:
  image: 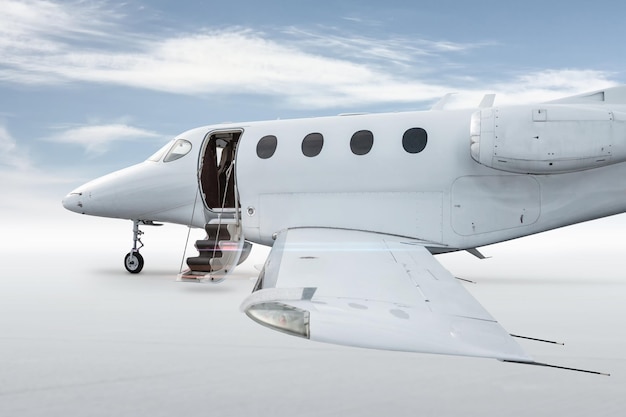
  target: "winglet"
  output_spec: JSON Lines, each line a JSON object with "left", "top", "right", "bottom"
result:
{"left": 479, "top": 93, "right": 496, "bottom": 108}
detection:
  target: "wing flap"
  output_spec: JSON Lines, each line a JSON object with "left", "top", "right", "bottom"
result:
{"left": 242, "top": 228, "right": 531, "bottom": 362}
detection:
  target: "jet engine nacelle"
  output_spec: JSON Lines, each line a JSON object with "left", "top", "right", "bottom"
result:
{"left": 470, "top": 105, "right": 626, "bottom": 174}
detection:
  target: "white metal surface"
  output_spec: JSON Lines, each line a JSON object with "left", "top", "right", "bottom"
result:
{"left": 242, "top": 227, "right": 530, "bottom": 361}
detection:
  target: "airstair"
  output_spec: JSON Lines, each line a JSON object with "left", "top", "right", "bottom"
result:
{"left": 177, "top": 131, "right": 246, "bottom": 283}
{"left": 177, "top": 209, "right": 245, "bottom": 283}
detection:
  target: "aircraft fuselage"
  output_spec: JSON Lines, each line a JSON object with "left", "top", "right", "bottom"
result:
{"left": 63, "top": 89, "right": 626, "bottom": 253}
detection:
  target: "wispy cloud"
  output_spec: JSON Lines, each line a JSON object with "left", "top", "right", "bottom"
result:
{"left": 341, "top": 16, "right": 381, "bottom": 26}
{"left": 0, "top": 0, "right": 122, "bottom": 49}
{"left": 491, "top": 70, "right": 618, "bottom": 106}
{"left": 0, "top": 0, "right": 619, "bottom": 109}
{"left": 45, "top": 123, "right": 162, "bottom": 154}
{"left": 283, "top": 27, "right": 487, "bottom": 63}
{"left": 434, "top": 70, "right": 618, "bottom": 109}
{"left": 0, "top": 18, "right": 445, "bottom": 106}
{"left": 0, "top": 124, "right": 31, "bottom": 170}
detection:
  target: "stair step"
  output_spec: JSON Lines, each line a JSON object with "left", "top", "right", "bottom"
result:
{"left": 212, "top": 207, "right": 238, "bottom": 213}
{"left": 176, "top": 270, "right": 207, "bottom": 282}
{"left": 208, "top": 217, "right": 238, "bottom": 225}
{"left": 204, "top": 224, "right": 231, "bottom": 240}
{"left": 179, "top": 214, "right": 243, "bottom": 282}
{"left": 185, "top": 257, "right": 214, "bottom": 271}
{"left": 195, "top": 249, "right": 222, "bottom": 258}
{"left": 176, "top": 270, "right": 226, "bottom": 284}
{"left": 194, "top": 241, "right": 222, "bottom": 257}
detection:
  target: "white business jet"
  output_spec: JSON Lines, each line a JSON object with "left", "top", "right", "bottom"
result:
{"left": 63, "top": 86, "right": 626, "bottom": 374}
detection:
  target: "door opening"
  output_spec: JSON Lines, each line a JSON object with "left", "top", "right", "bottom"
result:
{"left": 199, "top": 130, "right": 241, "bottom": 211}
{"left": 179, "top": 129, "right": 246, "bottom": 283}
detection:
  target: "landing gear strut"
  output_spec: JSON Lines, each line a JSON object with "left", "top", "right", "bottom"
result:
{"left": 124, "top": 220, "right": 144, "bottom": 274}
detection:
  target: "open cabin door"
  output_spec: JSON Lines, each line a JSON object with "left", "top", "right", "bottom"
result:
{"left": 178, "top": 130, "right": 247, "bottom": 283}
{"left": 199, "top": 131, "right": 241, "bottom": 212}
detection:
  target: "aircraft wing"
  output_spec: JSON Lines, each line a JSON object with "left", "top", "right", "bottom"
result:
{"left": 241, "top": 227, "right": 532, "bottom": 362}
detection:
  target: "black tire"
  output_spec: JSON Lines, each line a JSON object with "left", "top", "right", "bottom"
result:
{"left": 124, "top": 252, "right": 144, "bottom": 274}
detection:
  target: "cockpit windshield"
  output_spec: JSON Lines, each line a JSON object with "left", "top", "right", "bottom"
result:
{"left": 145, "top": 139, "right": 193, "bottom": 163}
{"left": 163, "top": 139, "right": 193, "bottom": 162}
{"left": 146, "top": 140, "right": 174, "bottom": 162}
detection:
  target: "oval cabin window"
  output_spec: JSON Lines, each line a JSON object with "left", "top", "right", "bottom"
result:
{"left": 350, "top": 130, "right": 374, "bottom": 155}
{"left": 257, "top": 135, "right": 278, "bottom": 159}
{"left": 302, "top": 133, "right": 324, "bottom": 157}
{"left": 402, "top": 128, "right": 428, "bottom": 154}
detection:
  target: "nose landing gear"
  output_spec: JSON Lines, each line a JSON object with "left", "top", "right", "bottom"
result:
{"left": 124, "top": 220, "right": 162, "bottom": 274}
{"left": 124, "top": 220, "right": 145, "bottom": 273}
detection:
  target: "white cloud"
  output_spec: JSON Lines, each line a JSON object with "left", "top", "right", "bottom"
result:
{"left": 0, "top": 124, "right": 31, "bottom": 170}
{"left": 0, "top": 1, "right": 619, "bottom": 109}
{"left": 0, "top": 24, "right": 486, "bottom": 108}
{"left": 416, "top": 69, "right": 618, "bottom": 110}
{"left": 0, "top": 0, "right": 121, "bottom": 48}
{"left": 45, "top": 124, "right": 162, "bottom": 154}
{"left": 489, "top": 70, "right": 618, "bottom": 107}
{"left": 283, "top": 27, "right": 487, "bottom": 63}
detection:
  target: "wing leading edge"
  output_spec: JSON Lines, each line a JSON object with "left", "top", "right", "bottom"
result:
{"left": 241, "top": 227, "right": 532, "bottom": 362}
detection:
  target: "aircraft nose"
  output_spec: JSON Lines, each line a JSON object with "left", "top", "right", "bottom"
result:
{"left": 62, "top": 192, "right": 85, "bottom": 214}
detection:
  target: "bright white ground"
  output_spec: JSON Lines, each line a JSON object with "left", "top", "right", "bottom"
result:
{"left": 2, "top": 197, "right": 626, "bottom": 416}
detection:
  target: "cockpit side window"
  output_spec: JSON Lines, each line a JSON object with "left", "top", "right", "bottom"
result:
{"left": 163, "top": 139, "right": 193, "bottom": 163}
{"left": 146, "top": 140, "right": 174, "bottom": 162}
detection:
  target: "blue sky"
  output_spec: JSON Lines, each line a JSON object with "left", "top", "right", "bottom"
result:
{"left": 1, "top": 0, "right": 625, "bottom": 196}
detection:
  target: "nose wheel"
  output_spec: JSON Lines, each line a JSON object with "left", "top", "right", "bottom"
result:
{"left": 124, "top": 251, "right": 144, "bottom": 273}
